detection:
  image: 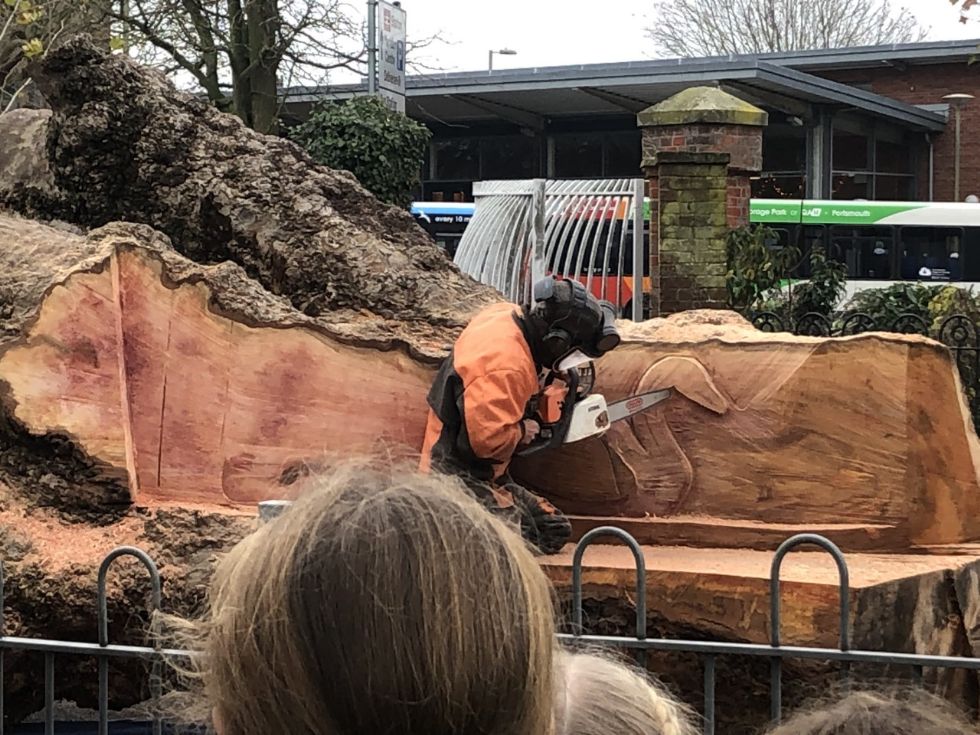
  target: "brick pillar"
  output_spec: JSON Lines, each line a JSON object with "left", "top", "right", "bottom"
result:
{"left": 638, "top": 87, "right": 767, "bottom": 316}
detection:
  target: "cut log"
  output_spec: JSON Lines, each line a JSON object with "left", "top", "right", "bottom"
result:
{"left": 6, "top": 213, "right": 980, "bottom": 553}
{"left": 0, "top": 215, "right": 434, "bottom": 507}
{"left": 512, "top": 314, "right": 980, "bottom": 550}
{"left": 5, "top": 213, "right": 980, "bottom": 728}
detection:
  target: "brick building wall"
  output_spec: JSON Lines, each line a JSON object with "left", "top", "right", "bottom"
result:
{"left": 819, "top": 63, "right": 980, "bottom": 201}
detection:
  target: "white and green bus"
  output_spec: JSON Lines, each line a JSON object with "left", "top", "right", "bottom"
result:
{"left": 749, "top": 199, "right": 980, "bottom": 300}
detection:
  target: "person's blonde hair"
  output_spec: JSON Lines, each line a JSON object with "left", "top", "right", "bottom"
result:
{"left": 765, "top": 688, "right": 977, "bottom": 735}
{"left": 169, "top": 461, "right": 557, "bottom": 735}
{"left": 554, "top": 648, "right": 699, "bottom": 735}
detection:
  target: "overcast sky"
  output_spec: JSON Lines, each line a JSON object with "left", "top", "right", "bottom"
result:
{"left": 368, "top": 0, "right": 979, "bottom": 77}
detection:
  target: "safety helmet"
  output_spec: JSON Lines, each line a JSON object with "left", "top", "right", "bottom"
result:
{"left": 530, "top": 276, "right": 621, "bottom": 370}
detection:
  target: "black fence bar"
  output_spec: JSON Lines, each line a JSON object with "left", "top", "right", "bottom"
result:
{"left": 554, "top": 633, "right": 980, "bottom": 669}
{"left": 703, "top": 655, "right": 716, "bottom": 735}
{"left": 43, "top": 653, "right": 53, "bottom": 735}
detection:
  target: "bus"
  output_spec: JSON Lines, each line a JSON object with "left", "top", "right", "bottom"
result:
{"left": 414, "top": 198, "right": 980, "bottom": 309}
{"left": 409, "top": 202, "right": 474, "bottom": 259}
{"left": 749, "top": 199, "right": 980, "bottom": 300}
{"left": 412, "top": 199, "right": 652, "bottom": 314}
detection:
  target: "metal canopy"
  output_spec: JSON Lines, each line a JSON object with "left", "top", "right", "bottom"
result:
{"left": 283, "top": 40, "right": 973, "bottom": 132}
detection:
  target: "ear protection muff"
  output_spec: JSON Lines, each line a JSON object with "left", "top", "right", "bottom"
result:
{"left": 536, "top": 278, "right": 591, "bottom": 366}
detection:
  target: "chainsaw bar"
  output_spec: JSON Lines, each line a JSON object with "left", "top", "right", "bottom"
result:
{"left": 605, "top": 388, "right": 673, "bottom": 424}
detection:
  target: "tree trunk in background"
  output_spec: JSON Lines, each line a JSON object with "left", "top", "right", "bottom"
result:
{"left": 245, "top": 0, "right": 279, "bottom": 134}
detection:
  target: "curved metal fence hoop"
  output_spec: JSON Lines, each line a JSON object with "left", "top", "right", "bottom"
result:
{"left": 794, "top": 312, "right": 832, "bottom": 337}
{"left": 752, "top": 312, "right": 786, "bottom": 333}
{"left": 939, "top": 314, "right": 980, "bottom": 350}
{"left": 97, "top": 547, "right": 163, "bottom": 735}
{"left": 769, "top": 533, "right": 851, "bottom": 724}
{"left": 839, "top": 312, "right": 877, "bottom": 336}
{"left": 890, "top": 312, "right": 930, "bottom": 335}
{"left": 572, "top": 527, "right": 647, "bottom": 641}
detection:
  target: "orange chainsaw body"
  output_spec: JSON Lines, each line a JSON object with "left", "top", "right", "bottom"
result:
{"left": 537, "top": 380, "right": 569, "bottom": 424}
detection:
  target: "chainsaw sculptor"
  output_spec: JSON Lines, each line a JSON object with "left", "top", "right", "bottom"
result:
{"left": 420, "top": 277, "right": 621, "bottom": 554}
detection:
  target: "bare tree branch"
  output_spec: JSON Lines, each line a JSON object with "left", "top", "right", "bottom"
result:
{"left": 647, "top": 0, "right": 927, "bottom": 56}
{"left": 1, "top": 0, "right": 105, "bottom": 110}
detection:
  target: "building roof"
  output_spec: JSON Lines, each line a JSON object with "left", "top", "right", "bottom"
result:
{"left": 284, "top": 39, "right": 976, "bottom": 132}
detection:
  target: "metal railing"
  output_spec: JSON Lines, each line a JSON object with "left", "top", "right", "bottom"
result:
{"left": 559, "top": 528, "right": 980, "bottom": 735}
{"left": 453, "top": 178, "right": 647, "bottom": 320}
{"left": 2, "top": 528, "right": 978, "bottom": 734}
{"left": 0, "top": 549, "right": 191, "bottom": 735}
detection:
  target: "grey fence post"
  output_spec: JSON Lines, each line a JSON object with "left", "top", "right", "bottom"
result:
{"left": 258, "top": 500, "right": 293, "bottom": 522}
{"left": 632, "top": 177, "right": 645, "bottom": 322}
{"left": 529, "top": 178, "right": 547, "bottom": 304}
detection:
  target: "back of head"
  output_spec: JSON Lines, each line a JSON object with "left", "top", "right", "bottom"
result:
{"left": 182, "top": 462, "right": 557, "bottom": 735}
{"left": 555, "top": 649, "right": 699, "bottom": 735}
{"left": 766, "top": 688, "right": 976, "bottom": 735}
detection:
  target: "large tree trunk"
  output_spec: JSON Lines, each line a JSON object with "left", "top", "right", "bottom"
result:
{"left": 244, "top": 0, "right": 280, "bottom": 135}
{"left": 0, "top": 36, "right": 979, "bottom": 728}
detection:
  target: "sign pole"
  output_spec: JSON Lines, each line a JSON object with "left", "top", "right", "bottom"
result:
{"left": 367, "top": 0, "right": 378, "bottom": 94}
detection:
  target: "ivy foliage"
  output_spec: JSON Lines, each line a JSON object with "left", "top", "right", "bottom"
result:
{"left": 291, "top": 95, "right": 432, "bottom": 209}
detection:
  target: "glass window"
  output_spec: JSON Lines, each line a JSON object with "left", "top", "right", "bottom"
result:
{"left": 899, "top": 227, "right": 963, "bottom": 282}
{"left": 875, "top": 139, "right": 912, "bottom": 174}
{"left": 788, "top": 226, "right": 828, "bottom": 279}
{"left": 832, "top": 173, "right": 871, "bottom": 200}
{"left": 480, "top": 136, "right": 538, "bottom": 179}
{"left": 873, "top": 175, "right": 914, "bottom": 201}
{"left": 963, "top": 230, "right": 980, "bottom": 281}
{"left": 830, "top": 226, "right": 895, "bottom": 279}
{"left": 762, "top": 127, "right": 806, "bottom": 172}
{"left": 423, "top": 180, "right": 472, "bottom": 203}
{"left": 554, "top": 133, "right": 603, "bottom": 178}
{"left": 833, "top": 129, "right": 869, "bottom": 170}
{"left": 752, "top": 174, "right": 806, "bottom": 199}
{"left": 434, "top": 138, "right": 480, "bottom": 181}
{"left": 605, "top": 132, "right": 641, "bottom": 176}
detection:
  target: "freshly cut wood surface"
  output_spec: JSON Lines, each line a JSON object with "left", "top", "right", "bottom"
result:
{"left": 5, "top": 213, "right": 980, "bottom": 558}
{"left": 512, "top": 313, "right": 980, "bottom": 549}
{"left": 0, "top": 216, "right": 432, "bottom": 506}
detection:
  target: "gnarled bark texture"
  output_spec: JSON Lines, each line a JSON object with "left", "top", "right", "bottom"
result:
{"left": 0, "top": 36, "right": 979, "bottom": 733}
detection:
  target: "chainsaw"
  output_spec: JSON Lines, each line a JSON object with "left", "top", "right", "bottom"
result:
{"left": 516, "top": 363, "right": 672, "bottom": 456}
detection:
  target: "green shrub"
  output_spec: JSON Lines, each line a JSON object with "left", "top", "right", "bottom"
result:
{"left": 788, "top": 249, "right": 846, "bottom": 322}
{"left": 290, "top": 95, "right": 432, "bottom": 209}
{"left": 725, "top": 224, "right": 799, "bottom": 313}
{"left": 841, "top": 282, "right": 941, "bottom": 329}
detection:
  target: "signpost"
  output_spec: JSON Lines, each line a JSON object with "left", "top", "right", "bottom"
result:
{"left": 377, "top": 0, "right": 406, "bottom": 114}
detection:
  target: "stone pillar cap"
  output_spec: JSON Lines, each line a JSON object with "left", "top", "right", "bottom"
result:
{"left": 638, "top": 86, "right": 768, "bottom": 127}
